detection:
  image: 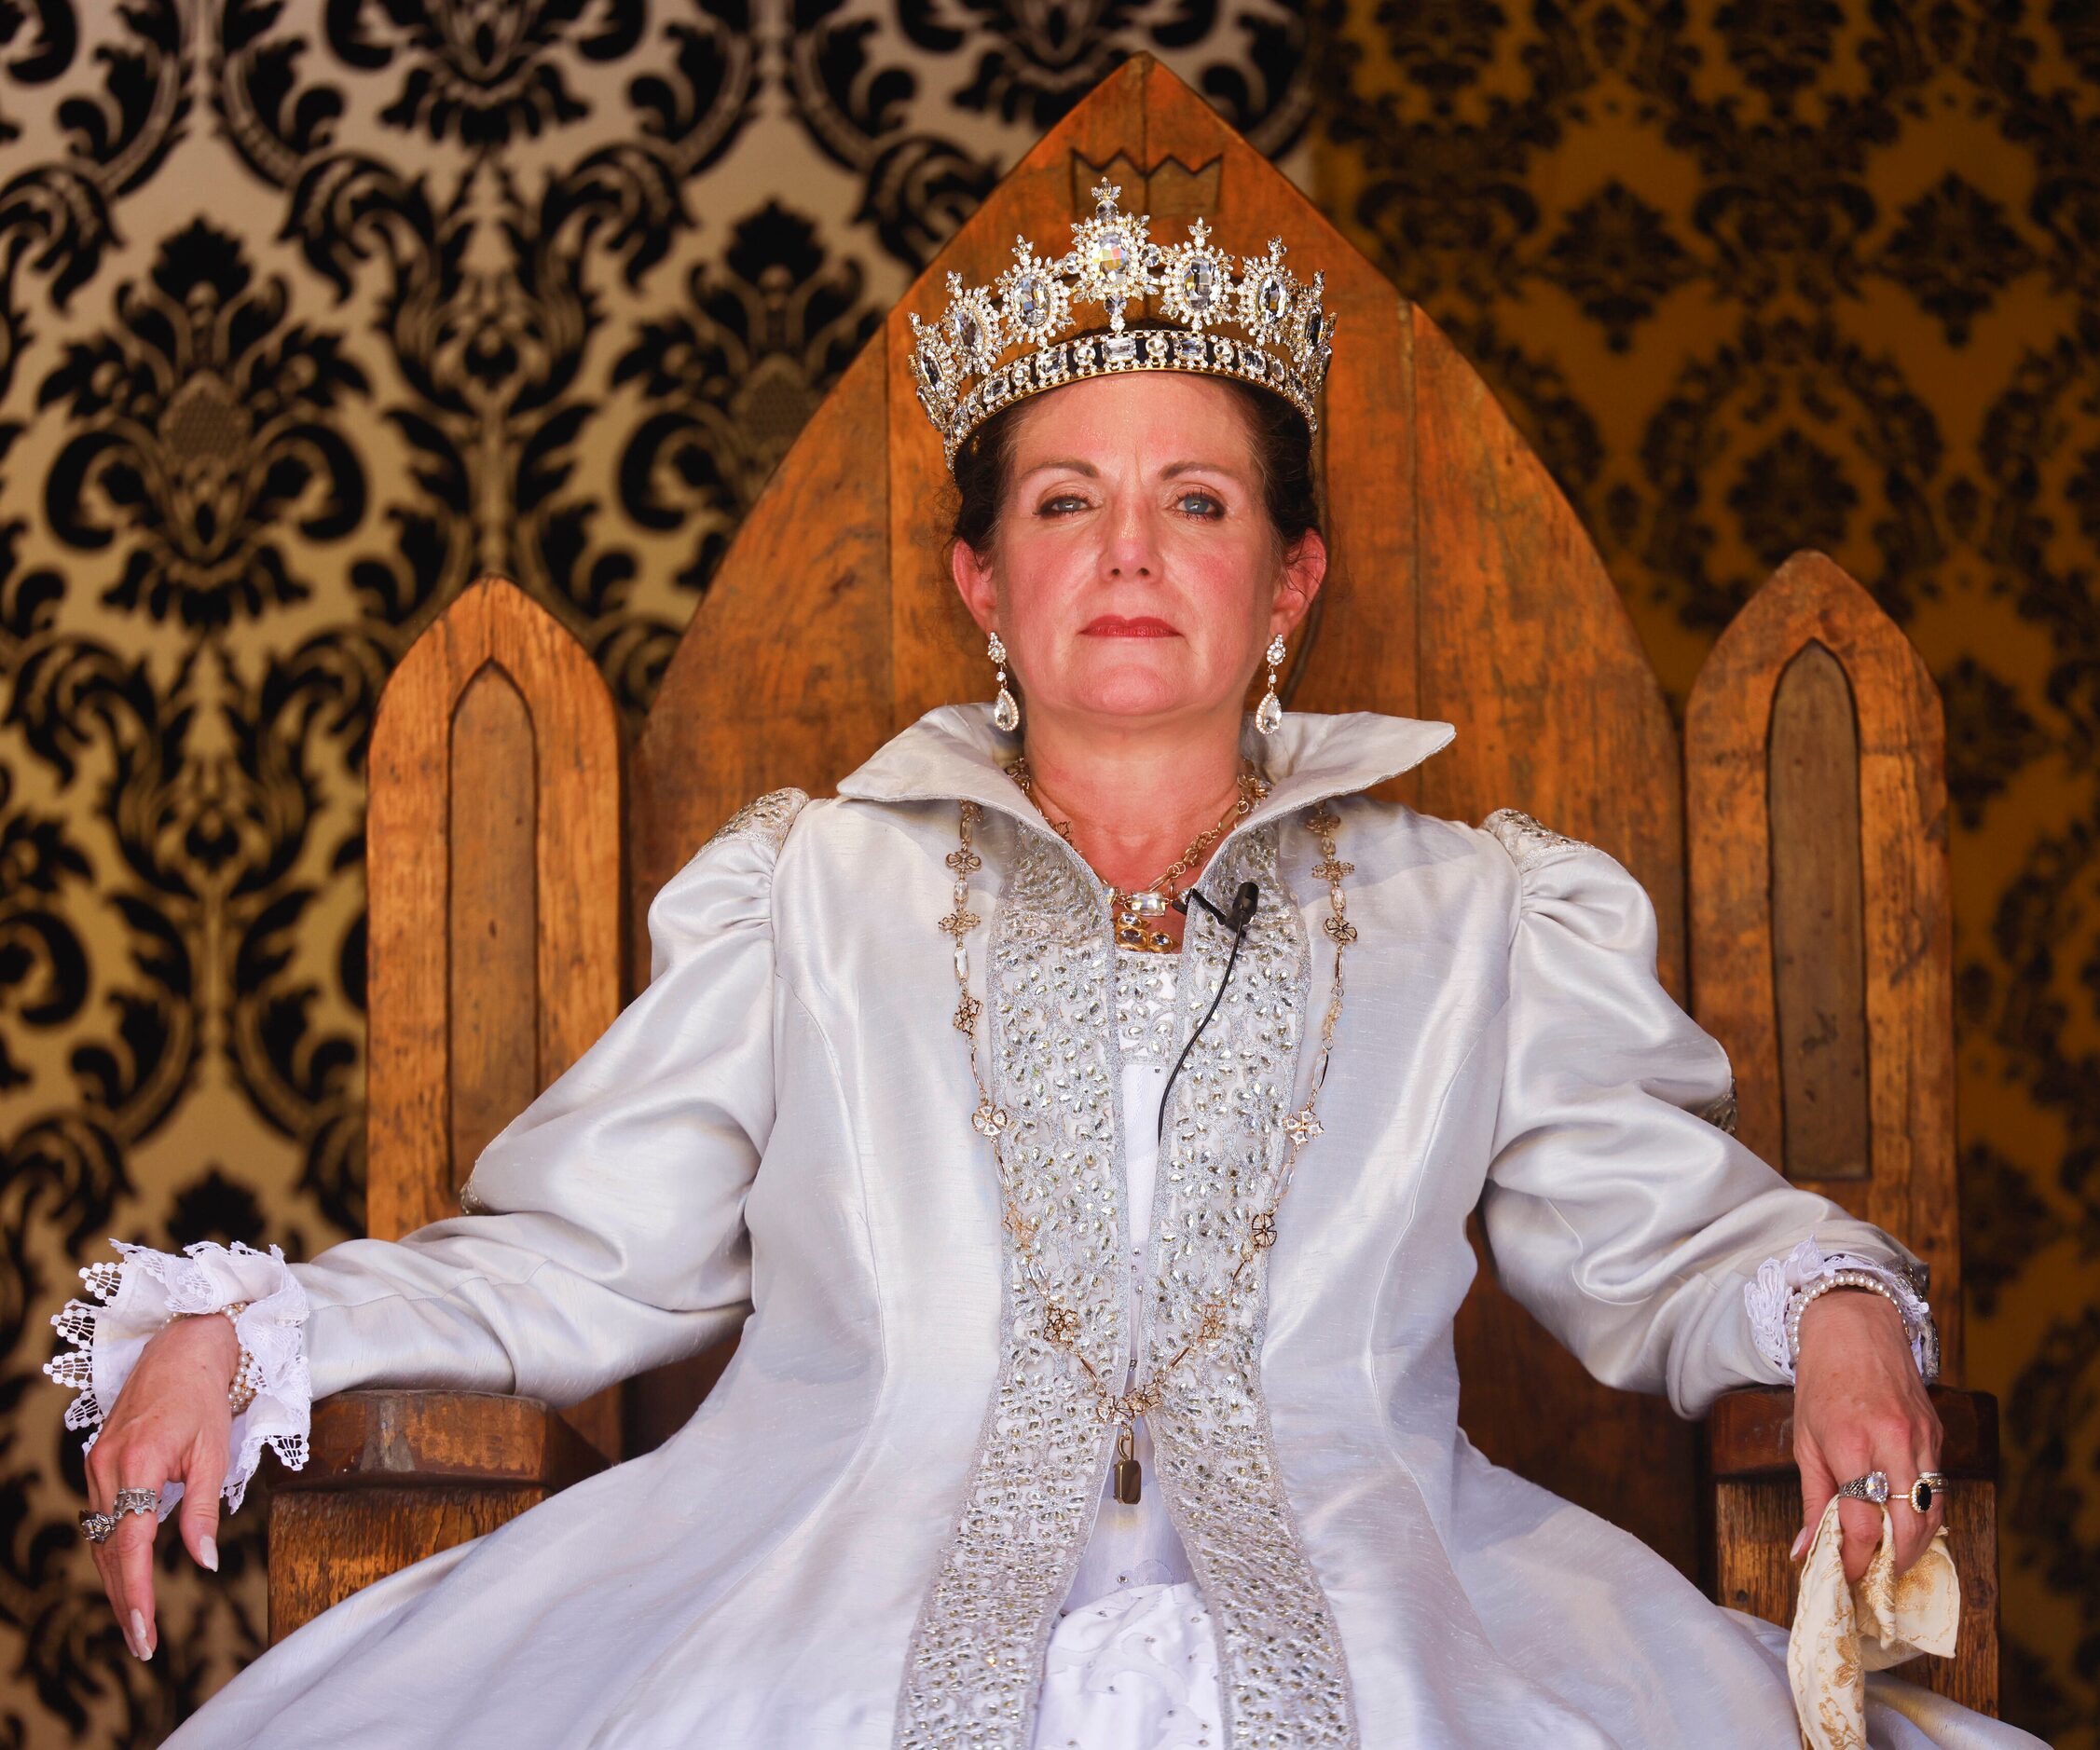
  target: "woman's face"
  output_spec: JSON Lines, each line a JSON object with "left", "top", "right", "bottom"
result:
{"left": 950, "top": 371, "right": 1325, "bottom": 736}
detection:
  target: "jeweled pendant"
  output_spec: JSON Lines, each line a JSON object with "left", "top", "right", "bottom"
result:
{"left": 994, "top": 684, "right": 1020, "bottom": 731}
{"left": 1113, "top": 1426, "right": 1142, "bottom": 1504}
{"left": 1113, "top": 909, "right": 1176, "bottom": 951}
{"left": 1255, "top": 687, "right": 1283, "bottom": 734}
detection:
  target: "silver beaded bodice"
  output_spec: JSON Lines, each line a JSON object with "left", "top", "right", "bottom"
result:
{"left": 1113, "top": 945, "right": 1183, "bottom": 1061}
{"left": 894, "top": 817, "right": 1358, "bottom": 1750}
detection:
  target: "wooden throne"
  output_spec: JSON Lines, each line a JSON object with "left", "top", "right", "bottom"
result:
{"left": 265, "top": 55, "right": 2001, "bottom": 1716}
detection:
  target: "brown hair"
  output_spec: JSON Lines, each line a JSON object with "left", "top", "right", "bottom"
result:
{"left": 943, "top": 352, "right": 1321, "bottom": 564}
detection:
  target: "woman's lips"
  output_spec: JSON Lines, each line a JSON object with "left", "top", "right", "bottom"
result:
{"left": 1080, "top": 615, "right": 1177, "bottom": 636}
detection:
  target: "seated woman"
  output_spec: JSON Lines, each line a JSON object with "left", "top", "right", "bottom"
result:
{"left": 47, "top": 189, "right": 2040, "bottom": 1749}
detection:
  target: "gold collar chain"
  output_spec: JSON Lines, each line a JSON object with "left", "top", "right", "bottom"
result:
{"left": 1002, "top": 755, "right": 1270, "bottom": 951}
{"left": 939, "top": 793, "right": 1357, "bottom": 1502}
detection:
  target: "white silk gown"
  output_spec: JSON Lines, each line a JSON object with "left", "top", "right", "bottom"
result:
{"left": 47, "top": 703, "right": 2042, "bottom": 1749}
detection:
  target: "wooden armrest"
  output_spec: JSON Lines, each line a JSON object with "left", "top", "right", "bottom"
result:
{"left": 1710, "top": 1384, "right": 1997, "bottom": 1481}
{"left": 1706, "top": 1384, "right": 2000, "bottom": 1718}
{"left": 274, "top": 1388, "right": 612, "bottom": 1492}
{"left": 267, "top": 1389, "right": 610, "bottom": 1644}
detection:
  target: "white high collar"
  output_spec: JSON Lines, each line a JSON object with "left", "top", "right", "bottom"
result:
{"left": 834, "top": 701, "right": 1458, "bottom": 842}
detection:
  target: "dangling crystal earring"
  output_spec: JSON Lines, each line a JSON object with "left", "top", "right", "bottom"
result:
{"left": 1256, "top": 633, "right": 1286, "bottom": 734}
{"left": 988, "top": 632, "right": 1021, "bottom": 731}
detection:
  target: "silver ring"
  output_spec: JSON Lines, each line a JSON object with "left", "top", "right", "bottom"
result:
{"left": 113, "top": 1486, "right": 158, "bottom": 1516}
{"left": 78, "top": 1511, "right": 117, "bottom": 1543}
{"left": 1835, "top": 1469, "right": 1890, "bottom": 1504}
{"left": 1901, "top": 1470, "right": 1948, "bottom": 1512}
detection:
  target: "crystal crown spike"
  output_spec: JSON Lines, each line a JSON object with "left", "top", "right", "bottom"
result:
{"left": 906, "top": 183, "right": 1338, "bottom": 470}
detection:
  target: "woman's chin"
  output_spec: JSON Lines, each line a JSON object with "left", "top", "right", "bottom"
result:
{"left": 1055, "top": 679, "right": 1204, "bottom": 722}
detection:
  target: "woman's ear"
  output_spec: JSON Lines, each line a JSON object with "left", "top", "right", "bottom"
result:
{"left": 1269, "top": 527, "right": 1328, "bottom": 638}
{"left": 950, "top": 534, "right": 998, "bottom": 636}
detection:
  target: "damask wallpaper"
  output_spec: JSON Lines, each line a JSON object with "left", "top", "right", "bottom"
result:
{"left": 0, "top": 2, "right": 2088, "bottom": 1746}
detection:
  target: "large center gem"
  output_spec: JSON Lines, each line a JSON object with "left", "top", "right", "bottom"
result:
{"left": 1090, "top": 234, "right": 1130, "bottom": 278}
{"left": 1182, "top": 258, "right": 1218, "bottom": 307}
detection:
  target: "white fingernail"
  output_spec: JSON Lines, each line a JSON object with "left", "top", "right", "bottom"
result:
{"left": 130, "top": 1607, "right": 152, "bottom": 1661}
{"left": 1790, "top": 1526, "right": 1810, "bottom": 1562}
{"left": 199, "top": 1535, "right": 218, "bottom": 1572}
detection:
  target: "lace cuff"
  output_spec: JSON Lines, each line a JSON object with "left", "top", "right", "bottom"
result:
{"left": 1744, "top": 1237, "right": 1940, "bottom": 1385}
{"left": 44, "top": 1238, "right": 312, "bottom": 1519}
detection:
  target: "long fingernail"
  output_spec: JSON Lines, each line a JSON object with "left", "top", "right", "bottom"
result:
{"left": 130, "top": 1607, "right": 152, "bottom": 1661}
{"left": 199, "top": 1535, "right": 218, "bottom": 1572}
{"left": 1790, "top": 1526, "right": 1810, "bottom": 1562}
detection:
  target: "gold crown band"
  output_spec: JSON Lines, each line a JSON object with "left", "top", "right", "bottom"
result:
{"left": 908, "top": 182, "right": 1337, "bottom": 470}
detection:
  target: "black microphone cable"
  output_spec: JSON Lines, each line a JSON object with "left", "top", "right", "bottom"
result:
{"left": 1156, "top": 880, "right": 1260, "bottom": 1146}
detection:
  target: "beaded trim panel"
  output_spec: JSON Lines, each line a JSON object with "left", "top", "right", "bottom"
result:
{"left": 1114, "top": 946, "right": 1182, "bottom": 1061}
{"left": 893, "top": 818, "right": 1357, "bottom": 1749}
{"left": 896, "top": 821, "right": 1126, "bottom": 1748}
{"left": 1140, "top": 823, "right": 1358, "bottom": 1749}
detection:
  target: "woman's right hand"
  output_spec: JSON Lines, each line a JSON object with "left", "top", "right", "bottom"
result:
{"left": 84, "top": 1312, "right": 240, "bottom": 1661}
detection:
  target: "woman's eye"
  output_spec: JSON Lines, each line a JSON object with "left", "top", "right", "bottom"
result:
{"left": 1038, "top": 493, "right": 1088, "bottom": 515}
{"left": 1176, "top": 490, "right": 1224, "bottom": 517}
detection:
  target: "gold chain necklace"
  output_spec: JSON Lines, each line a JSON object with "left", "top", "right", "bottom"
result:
{"left": 1003, "top": 755, "right": 1269, "bottom": 951}
{"left": 939, "top": 794, "right": 1357, "bottom": 1503}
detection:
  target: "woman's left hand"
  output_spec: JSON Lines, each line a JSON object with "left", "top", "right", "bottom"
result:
{"left": 1791, "top": 1287, "right": 1944, "bottom": 1584}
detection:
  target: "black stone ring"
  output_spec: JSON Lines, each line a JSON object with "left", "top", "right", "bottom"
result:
{"left": 1903, "top": 1470, "right": 1948, "bottom": 1512}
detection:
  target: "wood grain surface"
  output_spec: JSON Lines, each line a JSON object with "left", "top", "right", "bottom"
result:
{"left": 1686, "top": 551, "right": 1960, "bottom": 1372}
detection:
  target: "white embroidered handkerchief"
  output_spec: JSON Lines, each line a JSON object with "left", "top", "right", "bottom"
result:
{"left": 1788, "top": 1496, "right": 1960, "bottom": 1749}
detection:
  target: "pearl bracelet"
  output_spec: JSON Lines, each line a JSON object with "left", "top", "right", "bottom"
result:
{"left": 1785, "top": 1270, "right": 1912, "bottom": 1364}
{"left": 162, "top": 1300, "right": 262, "bottom": 1415}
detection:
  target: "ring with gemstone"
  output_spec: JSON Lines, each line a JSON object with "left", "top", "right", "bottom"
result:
{"left": 77, "top": 1510, "right": 117, "bottom": 1543}
{"left": 113, "top": 1486, "right": 158, "bottom": 1517}
{"left": 1835, "top": 1469, "right": 1890, "bottom": 1504}
{"left": 1901, "top": 1470, "right": 1948, "bottom": 1512}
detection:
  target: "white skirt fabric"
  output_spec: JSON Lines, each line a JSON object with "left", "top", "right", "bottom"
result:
{"left": 1033, "top": 1582, "right": 1221, "bottom": 1750}
{"left": 1032, "top": 1582, "right": 2021, "bottom": 1750}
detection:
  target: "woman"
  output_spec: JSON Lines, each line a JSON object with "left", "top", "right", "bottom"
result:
{"left": 48, "top": 193, "right": 2039, "bottom": 1749}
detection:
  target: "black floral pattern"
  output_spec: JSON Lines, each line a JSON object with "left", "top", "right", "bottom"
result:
{"left": 1875, "top": 172, "right": 2038, "bottom": 344}
{"left": 1714, "top": 0, "right": 1846, "bottom": 109}
{"left": 37, "top": 221, "right": 371, "bottom": 628}
{"left": 1544, "top": 180, "right": 1697, "bottom": 352}
{"left": 1726, "top": 428, "right": 1860, "bottom": 567}
{"left": 331, "top": 0, "right": 646, "bottom": 147}
{"left": 613, "top": 201, "right": 882, "bottom": 594}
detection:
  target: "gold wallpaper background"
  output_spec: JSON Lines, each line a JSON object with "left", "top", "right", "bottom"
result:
{"left": 0, "top": 2, "right": 2091, "bottom": 1744}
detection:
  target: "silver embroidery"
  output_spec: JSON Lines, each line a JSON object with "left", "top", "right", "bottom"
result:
{"left": 707, "top": 785, "right": 810, "bottom": 854}
{"left": 897, "top": 823, "right": 1124, "bottom": 1748}
{"left": 1114, "top": 946, "right": 1182, "bottom": 1061}
{"left": 895, "top": 816, "right": 1357, "bottom": 1749}
{"left": 1479, "top": 804, "right": 1586, "bottom": 868}
{"left": 1144, "top": 823, "right": 1357, "bottom": 1749}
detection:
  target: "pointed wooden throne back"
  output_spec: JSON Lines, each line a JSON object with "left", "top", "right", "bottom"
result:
{"left": 280, "top": 53, "right": 1997, "bottom": 1716}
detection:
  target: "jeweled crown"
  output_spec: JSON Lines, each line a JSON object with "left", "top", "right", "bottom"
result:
{"left": 908, "top": 182, "right": 1337, "bottom": 470}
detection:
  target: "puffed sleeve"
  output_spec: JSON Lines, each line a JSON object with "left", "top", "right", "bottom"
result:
{"left": 1475, "top": 809, "right": 1939, "bottom": 1420}
{"left": 45, "top": 786, "right": 809, "bottom": 1523}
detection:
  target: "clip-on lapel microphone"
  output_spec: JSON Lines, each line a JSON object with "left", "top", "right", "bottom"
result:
{"left": 1157, "top": 879, "right": 1261, "bottom": 1144}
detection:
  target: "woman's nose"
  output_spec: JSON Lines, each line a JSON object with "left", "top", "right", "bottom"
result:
{"left": 1103, "top": 503, "right": 1158, "bottom": 578}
